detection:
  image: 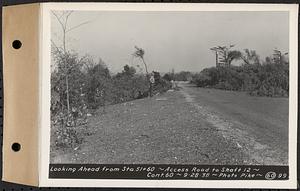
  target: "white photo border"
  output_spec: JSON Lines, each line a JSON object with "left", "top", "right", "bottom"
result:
{"left": 39, "top": 2, "right": 298, "bottom": 188}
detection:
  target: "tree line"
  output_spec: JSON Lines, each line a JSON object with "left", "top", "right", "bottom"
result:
{"left": 190, "top": 48, "right": 289, "bottom": 97}
{"left": 160, "top": 48, "right": 289, "bottom": 98}
{"left": 51, "top": 50, "right": 171, "bottom": 148}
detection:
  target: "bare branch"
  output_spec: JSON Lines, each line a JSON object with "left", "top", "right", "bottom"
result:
{"left": 64, "top": 11, "right": 73, "bottom": 30}
{"left": 51, "top": 40, "right": 62, "bottom": 53}
{"left": 66, "top": 20, "right": 92, "bottom": 33}
{"left": 240, "top": 56, "right": 250, "bottom": 65}
{"left": 51, "top": 11, "right": 66, "bottom": 31}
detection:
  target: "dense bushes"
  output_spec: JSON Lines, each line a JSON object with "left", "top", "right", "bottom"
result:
{"left": 51, "top": 53, "right": 171, "bottom": 149}
{"left": 163, "top": 71, "right": 192, "bottom": 81}
{"left": 152, "top": 71, "right": 172, "bottom": 94}
{"left": 192, "top": 62, "right": 289, "bottom": 97}
{"left": 85, "top": 64, "right": 171, "bottom": 108}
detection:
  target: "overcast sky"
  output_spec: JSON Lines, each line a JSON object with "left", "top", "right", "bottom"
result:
{"left": 51, "top": 11, "right": 289, "bottom": 73}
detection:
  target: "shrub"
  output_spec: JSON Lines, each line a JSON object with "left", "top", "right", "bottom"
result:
{"left": 192, "top": 62, "right": 289, "bottom": 97}
{"left": 51, "top": 58, "right": 171, "bottom": 150}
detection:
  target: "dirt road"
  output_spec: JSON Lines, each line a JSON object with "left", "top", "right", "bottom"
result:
{"left": 51, "top": 82, "right": 288, "bottom": 165}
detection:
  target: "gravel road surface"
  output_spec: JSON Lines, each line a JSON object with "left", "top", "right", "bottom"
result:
{"left": 51, "top": 82, "right": 288, "bottom": 165}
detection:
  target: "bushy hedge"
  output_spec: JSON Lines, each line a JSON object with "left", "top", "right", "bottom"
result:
{"left": 192, "top": 62, "right": 289, "bottom": 97}
{"left": 163, "top": 71, "right": 192, "bottom": 81}
{"left": 153, "top": 71, "right": 172, "bottom": 94}
{"left": 51, "top": 58, "right": 171, "bottom": 149}
{"left": 85, "top": 65, "right": 171, "bottom": 108}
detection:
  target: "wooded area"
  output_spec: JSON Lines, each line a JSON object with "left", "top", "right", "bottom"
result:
{"left": 191, "top": 49, "right": 289, "bottom": 97}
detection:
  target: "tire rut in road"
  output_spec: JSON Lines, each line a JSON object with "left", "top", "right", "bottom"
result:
{"left": 180, "top": 88, "right": 287, "bottom": 165}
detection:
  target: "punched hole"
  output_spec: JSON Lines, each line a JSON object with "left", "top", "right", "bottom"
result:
{"left": 12, "top": 40, "right": 22, "bottom": 49}
{"left": 11, "top": 142, "right": 21, "bottom": 152}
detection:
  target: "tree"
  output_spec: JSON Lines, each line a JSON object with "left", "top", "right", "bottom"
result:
{"left": 210, "top": 44, "right": 235, "bottom": 67}
{"left": 265, "top": 56, "right": 272, "bottom": 64}
{"left": 86, "top": 62, "right": 111, "bottom": 111}
{"left": 133, "top": 46, "right": 153, "bottom": 97}
{"left": 163, "top": 73, "right": 172, "bottom": 81}
{"left": 227, "top": 50, "right": 242, "bottom": 65}
{"left": 51, "top": 11, "right": 91, "bottom": 115}
{"left": 241, "top": 49, "right": 260, "bottom": 65}
{"left": 273, "top": 49, "right": 288, "bottom": 64}
{"left": 123, "top": 64, "right": 136, "bottom": 76}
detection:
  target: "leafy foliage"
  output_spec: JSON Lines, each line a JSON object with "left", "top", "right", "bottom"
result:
{"left": 192, "top": 60, "right": 289, "bottom": 97}
{"left": 163, "top": 71, "right": 192, "bottom": 81}
{"left": 51, "top": 52, "right": 171, "bottom": 150}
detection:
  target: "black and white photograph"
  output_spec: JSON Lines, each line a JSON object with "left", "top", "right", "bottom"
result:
{"left": 49, "top": 8, "right": 291, "bottom": 168}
